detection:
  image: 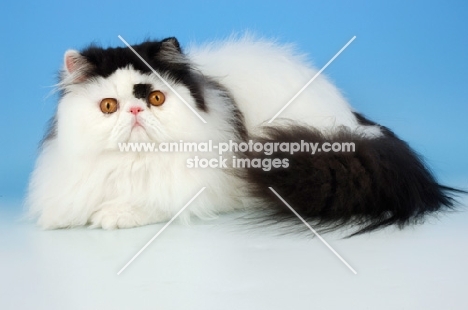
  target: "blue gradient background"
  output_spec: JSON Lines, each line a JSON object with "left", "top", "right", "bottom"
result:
{"left": 1, "top": 0, "right": 467, "bottom": 207}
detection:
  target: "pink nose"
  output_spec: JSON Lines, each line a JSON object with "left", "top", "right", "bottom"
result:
{"left": 129, "top": 106, "right": 143, "bottom": 115}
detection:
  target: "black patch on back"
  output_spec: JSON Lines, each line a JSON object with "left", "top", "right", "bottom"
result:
{"left": 78, "top": 38, "right": 207, "bottom": 111}
{"left": 133, "top": 83, "right": 151, "bottom": 99}
{"left": 353, "top": 111, "right": 397, "bottom": 138}
{"left": 353, "top": 111, "right": 378, "bottom": 126}
{"left": 205, "top": 78, "right": 248, "bottom": 141}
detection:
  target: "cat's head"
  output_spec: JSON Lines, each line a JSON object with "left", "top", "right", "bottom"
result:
{"left": 50, "top": 37, "right": 222, "bottom": 156}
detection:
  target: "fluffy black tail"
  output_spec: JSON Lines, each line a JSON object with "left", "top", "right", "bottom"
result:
{"left": 243, "top": 122, "right": 464, "bottom": 237}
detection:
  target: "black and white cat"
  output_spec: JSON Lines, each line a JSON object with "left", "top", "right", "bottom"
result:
{"left": 26, "top": 36, "right": 461, "bottom": 235}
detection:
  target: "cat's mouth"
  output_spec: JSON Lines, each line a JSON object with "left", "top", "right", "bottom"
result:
{"left": 131, "top": 117, "right": 146, "bottom": 130}
{"left": 133, "top": 120, "right": 143, "bottom": 128}
{"left": 128, "top": 119, "right": 148, "bottom": 139}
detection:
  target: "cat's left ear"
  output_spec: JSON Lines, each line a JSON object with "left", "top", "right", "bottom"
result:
{"left": 160, "top": 37, "right": 182, "bottom": 54}
{"left": 62, "top": 50, "right": 92, "bottom": 84}
{"left": 156, "top": 37, "right": 186, "bottom": 64}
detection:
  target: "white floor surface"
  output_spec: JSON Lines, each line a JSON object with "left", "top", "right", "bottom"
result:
{"left": 1, "top": 196, "right": 467, "bottom": 310}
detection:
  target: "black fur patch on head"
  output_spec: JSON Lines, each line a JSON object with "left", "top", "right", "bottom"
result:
{"left": 76, "top": 38, "right": 207, "bottom": 111}
{"left": 133, "top": 83, "right": 151, "bottom": 99}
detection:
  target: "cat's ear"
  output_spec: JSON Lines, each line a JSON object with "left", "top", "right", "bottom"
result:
{"left": 62, "top": 50, "right": 92, "bottom": 84}
{"left": 157, "top": 37, "right": 187, "bottom": 64}
{"left": 161, "top": 37, "right": 182, "bottom": 54}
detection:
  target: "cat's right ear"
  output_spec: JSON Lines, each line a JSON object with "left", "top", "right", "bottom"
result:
{"left": 62, "top": 50, "right": 91, "bottom": 84}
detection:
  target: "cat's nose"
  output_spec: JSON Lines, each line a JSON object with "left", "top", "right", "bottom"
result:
{"left": 129, "top": 106, "right": 144, "bottom": 115}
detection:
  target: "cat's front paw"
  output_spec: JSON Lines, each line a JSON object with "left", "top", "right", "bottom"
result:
{"left": 89, "top": 206, "right": 147, "bottom": 229}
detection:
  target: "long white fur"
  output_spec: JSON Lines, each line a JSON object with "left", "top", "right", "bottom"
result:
{"left": 27, "top": 37, "right": 381, "bottom": 229}
{"left": 188, "top": 37, "right": 381, "bottom": 136}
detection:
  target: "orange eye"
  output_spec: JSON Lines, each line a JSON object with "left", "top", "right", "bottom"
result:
{"left": 100, "top": 98, "right": 118, "bottom": 114}
{"left": 147, "top": 90, "right": 165, "bottom": 106}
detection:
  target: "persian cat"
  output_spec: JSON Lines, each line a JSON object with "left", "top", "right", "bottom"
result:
{"left": 26, "top": 36, "right": 462, "bottom": 236}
